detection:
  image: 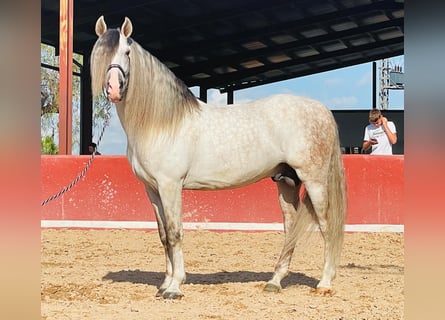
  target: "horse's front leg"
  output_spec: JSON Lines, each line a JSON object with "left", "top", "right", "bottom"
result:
{"left": 155, "top": 181, "right": 186, "bottom": 299}
{"left": 145, "top": 187, "right": 174, "bottom": 297}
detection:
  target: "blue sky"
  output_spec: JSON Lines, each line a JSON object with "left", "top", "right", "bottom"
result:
{"left": 97, "top": 55, "right": 404, "bottom": 155}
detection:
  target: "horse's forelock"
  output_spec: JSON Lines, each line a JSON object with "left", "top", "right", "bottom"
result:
{"left": 90, "top": 29, "right": 121, "bottom": 97}
{"left": 100, "top": 29, "right": 120, "bottom": 52}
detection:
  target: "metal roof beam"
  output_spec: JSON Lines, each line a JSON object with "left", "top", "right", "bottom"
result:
{"left": 187, "top": 36, "right": 403, "bottom": 88}
{"left": 172, "top": 18, "right": 404, "bottom": 78}
{"left": 153, "top": 1, "right": 403, "bottom": 59}
{"left": 217, "top": 49, "right": 404, "bottom": 93}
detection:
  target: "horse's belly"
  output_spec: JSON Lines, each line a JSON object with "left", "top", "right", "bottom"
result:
{"left": 183, "top": 161, "right": 276, "bottom": 190}
{"left": 183, "top": 175, "right": 264, "bottom": 190}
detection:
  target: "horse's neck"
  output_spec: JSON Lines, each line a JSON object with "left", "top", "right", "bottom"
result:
{"left": 116, "top": 100, "right": 156, "bottom": 149}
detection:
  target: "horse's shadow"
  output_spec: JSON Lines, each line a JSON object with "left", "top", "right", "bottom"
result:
{"left": 102, "top": 269, "right": 318, "bottom": 289}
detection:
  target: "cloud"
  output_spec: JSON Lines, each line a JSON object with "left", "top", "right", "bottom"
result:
{"left": 356, "top": 71, "right": 372, "bottom": 87}
{"left": 207, "top": 89, "right": 227, "bottom": 105}
{"left": 323, "top": 77, "right": 343, "bottom": 87}
{"left": 324, "top": 96, "right": 359, "bottom": 109}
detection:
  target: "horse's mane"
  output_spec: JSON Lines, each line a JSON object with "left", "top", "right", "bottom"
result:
{"left": 91, "top": 29, "right": 201, "bottom": 141}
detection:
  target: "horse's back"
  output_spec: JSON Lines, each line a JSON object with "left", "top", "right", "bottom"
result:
{"left": 206, "top": 94, "right": 334, "bottom": 129}
{"left": 219, "top": 94, "right": 336, "bottom": 143}
{"left": 180, "top": 94, "right": 338, "bottom": 189}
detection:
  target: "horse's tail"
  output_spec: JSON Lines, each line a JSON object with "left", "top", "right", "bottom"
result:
{"left": 325, "top": 134, "right": 347, "bottom": 266}
{"left": 282, "top": 139, "right": 346, "bottom": 259}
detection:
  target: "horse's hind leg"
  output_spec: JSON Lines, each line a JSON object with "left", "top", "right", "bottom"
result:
{"left": 264, "top": 179, "right": 313, "bottom": 293}
{"left": 304, "top": 180, "right": 344, "bottom": 296}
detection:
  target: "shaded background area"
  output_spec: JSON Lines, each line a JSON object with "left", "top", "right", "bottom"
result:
{"left": 334, "top": 109, "right": 404, "bottom": 154}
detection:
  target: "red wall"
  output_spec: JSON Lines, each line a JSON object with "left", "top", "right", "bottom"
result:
{"left": 41, "top": 155, "right": 403, "bottom": 226}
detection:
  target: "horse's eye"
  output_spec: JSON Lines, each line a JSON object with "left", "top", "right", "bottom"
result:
{"left": 125, "top": 50, "right": 130, "bottom": 56}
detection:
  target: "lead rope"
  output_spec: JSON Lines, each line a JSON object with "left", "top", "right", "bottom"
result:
{"left": 41, "top": 102, "right": 112, "bottom": 206}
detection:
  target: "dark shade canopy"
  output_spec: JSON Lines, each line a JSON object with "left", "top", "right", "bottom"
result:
{"left": 41, "top": 0, "right": 404, "bottom": 92}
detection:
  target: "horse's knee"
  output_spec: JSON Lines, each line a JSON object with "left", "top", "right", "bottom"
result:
{"left": 166, "top": 228, "right": 183, "bottom": 246}
{"left": 158, "top": 231, "right": 167, "bottom": 245}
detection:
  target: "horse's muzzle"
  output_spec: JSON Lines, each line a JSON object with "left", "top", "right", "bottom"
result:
{"left": 107, "top": 64, "right": 125, "bottom": 103}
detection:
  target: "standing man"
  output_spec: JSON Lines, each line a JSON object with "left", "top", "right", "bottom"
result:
{"left": 362, "top": 109, "right": 397, "bottom": 155}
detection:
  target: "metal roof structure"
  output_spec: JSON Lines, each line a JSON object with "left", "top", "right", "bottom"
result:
{"left": 41, "top": 0, "right": 404, "bottom": 94}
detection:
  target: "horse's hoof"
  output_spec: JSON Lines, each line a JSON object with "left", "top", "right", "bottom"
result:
{"left": 263, "top": 283, "right": 281, "bottom": 293}
{"left": 155, "top": 288, "right": 165, "bottom": 297}
{"left": 162, "top": 291, "right": 184, "bottom": 300}
{"left": 310, "top": 287, "right": 335, "bottom": 296}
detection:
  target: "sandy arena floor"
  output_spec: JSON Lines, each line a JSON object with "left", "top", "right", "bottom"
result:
{"left": 41, "top": 229, "right": 404, "bottom": 319}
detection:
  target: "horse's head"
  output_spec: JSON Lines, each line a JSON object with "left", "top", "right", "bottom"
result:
{"left": 92, "top": 16, "right": 133, "bottom": 103}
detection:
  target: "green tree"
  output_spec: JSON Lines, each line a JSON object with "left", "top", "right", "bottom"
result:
{"left": 41, "top": 135, "right": 59, "bottom": 155}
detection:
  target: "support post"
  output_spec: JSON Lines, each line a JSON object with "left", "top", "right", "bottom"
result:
{"left": 372, "top": 61, "right": 377, "bottom": 109}
{"left": 227, "top": 90, "right": 234, "bottom": 105}
{"left": 58, "top": 0, "right": 73, "bottom": 154}
{"left": 199, "top": 86, "right": 207, "bottom": 103}
{"left": 80, "top": 53, "right": 93, "bottom": 154}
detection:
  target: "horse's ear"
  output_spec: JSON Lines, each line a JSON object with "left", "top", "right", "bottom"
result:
{"left": 121, "top": 17, "right": 133, "bottom": 38}
{"left": 95, "top": 15, "right": 107, "bottom": 36}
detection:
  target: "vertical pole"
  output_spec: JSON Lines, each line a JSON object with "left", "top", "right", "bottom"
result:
{"left": 199, "top": 86, "right": 207, "bottom": 103}
{"left": 372, "top": 61, "right": 377, "bottom": 109}
{"left": 80, "top": 53, "right": 93, "bottom": 155}
{"left": 379, "top": 59, "right": 389, "bottom": 110}
{"left": 227, "top": 90, "right": 234, "bottom": 105}
{"left": 58, "top": 0, "right": 73, "bottom": 154}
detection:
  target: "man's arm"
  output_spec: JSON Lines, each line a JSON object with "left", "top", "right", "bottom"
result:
{"left": 381, "top": 117, "right": 397, "bottom": 144}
